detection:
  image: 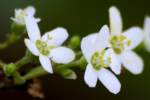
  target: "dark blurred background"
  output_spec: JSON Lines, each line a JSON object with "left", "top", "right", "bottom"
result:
{"left": 0, "top": 0, "right": 150, "bottom": 100}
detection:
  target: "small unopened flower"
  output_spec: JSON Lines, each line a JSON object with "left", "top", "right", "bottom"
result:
{"left": 24, "top": 16, "right": 75, "bottom": 73}
{"left": 143, "top": 16, "right": 150, "bottom": 52}
{"left": 108, "top": 6, "right": 144, "bottom": 75}
{"left": 11, "top": 6, "right": 40, "bottom": 25}
{"left": 81, "top": 25, "right": 121, "bottom": 94}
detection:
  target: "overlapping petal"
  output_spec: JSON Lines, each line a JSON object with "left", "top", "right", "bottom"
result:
{"left": 24, "top": 39, "right": 40, "bottom": 56}
{"left": 81, "top": 34, "right": 97, "bottom": 62}
{"left": 98, "top": 68, "right": 121, "bottom": 94}
{"left": 95, "top": 25, "right": 110, "bottom": 52}
{"left": 50, "top": 47, "right": 75, "bottom": 64}
{"left": 25, "top": 16, "right": 41, "bottom": 42}
{"left": 123, "top": 27, "right": 144, "bottom": 50}
{"left": 39, "top": 55, "right": 53, "bottom": 73}
{"left": 84, "top": 64, "right": 98, "bottom": 87}
{"left": 109, "top": 6, "right": 122, "bottom": 36}
{"left": 121, "top": 50, "right": 144, "bottom": 74}
{"left": 42, "top": 27, "right": 68, "bottom": 46}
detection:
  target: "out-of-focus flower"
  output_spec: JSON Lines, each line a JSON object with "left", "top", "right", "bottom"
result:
{"left": 11, "top": 6, "right": 40, "bottom": 25}
{"left": 81, "top": 25, "right": 121, "bottom": 94}
{"left": 143, "top": 16, "right": 150, "bottom": 52}
{"left": 24, "top": 16, "right": 75, "bottom": 73}
{"left": 108, "top": 6, "right": 144, "bottom": 75}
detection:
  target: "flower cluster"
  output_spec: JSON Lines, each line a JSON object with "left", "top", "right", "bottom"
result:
{"left": 23, "top": 6, "right": 147, "bottom": 94}
{"left": 1, "top": 5, "right": 149, "bottom": 95}
{"left": 81, "top": 6, "right": 145, "bottom": 94}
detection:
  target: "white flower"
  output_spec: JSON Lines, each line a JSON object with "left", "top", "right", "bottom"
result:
{"left": 81, "top": 25, "right": 121, "bottom": 94}
{"left": 11, "top": 6, "right": 40, "bottom": 25}
{"left": 108, "top": 6, "right": 144, "bottom": 75}
{"left": 24, "top": 16, "right": 75, "bottom": 73}
{"left": 143, "top": 16, "right": 150, "bottom": 52}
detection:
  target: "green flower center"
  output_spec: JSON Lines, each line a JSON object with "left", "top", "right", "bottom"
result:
{"left": 35, "top": 40, "right": 54, "bottom": 56}
{"left": 90, "top": 50, "right": 111, "bottom": 71}
{"left": 110, "top": 35, "right": 131, "bottom": 54}
{"left": 16, "top": 10, "right": 27, "bottom": 23}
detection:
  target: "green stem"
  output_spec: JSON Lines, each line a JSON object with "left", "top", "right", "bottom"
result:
{"left": 15, "top": 50, "right": 36, "bottom": 70}
{"left": 22, "top": 56, "right": 86, "bottom": 81}
{"left": 22, "top": 66, "right": 47, "bottom": 80}
{"left": 15, "top": 55, "right": 30, "bottom": 70}
{"left": 0, "top": 33, "right": 18, "bottom": 50}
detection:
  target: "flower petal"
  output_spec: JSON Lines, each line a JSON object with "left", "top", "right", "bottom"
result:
{"left": 25, "top": 16, "right": 41, "bottom": 42}
{"left": 95, "top": 25, "right": 110, "bottom": 51}
{"left": 25, "top": 6, "right": 35, "bottom": 16}
{"left": 144, "top": 16, "right": 150, "bottom": 52}
{"left": 81, "top": 34, "right": 97, "bottom": 62}
{"left": 121, "top": 51, "right": 144, "bottom": 74}
{"left": 98, "top": 68, "right": 121, "bottom": 94}
{"left": 123, "top": 27, "right": 144, "bottom": 50}
{"left": 106, "top": 49, "right": 121, "bottom": 75}
{"left": 24, "top": 38, "right": 39, "bottom": 56}
{"left": 50, "top": 47, "right": 75, "bottom": 64}
{"left": 84, "top": 64, "right": 97, "bottom": 87}
{"left": 42, "top": 27, "right": 68, "bottom": 46}
{"left": 109, "top": 6, "right": 122, "bottom": 36}
{"left": 39, "top": 55, "right": 53, "bottom": 73}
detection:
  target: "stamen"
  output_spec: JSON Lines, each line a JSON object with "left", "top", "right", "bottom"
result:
{"left": 36, "top": 40, "right": 51, "bottom": 56}
{"left": 110, "top": 35, "right": 131, "bottom": 54}
{"left": 90, "top": 50, "right": 111, "bottom": 71}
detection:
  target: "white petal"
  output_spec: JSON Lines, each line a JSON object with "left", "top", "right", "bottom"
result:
{"left": 25, "top": 6, "right": 35, "bottom": 16}
{"left": 35, "top": 18, "right": 41, "bottom": 23}
{"left": 95, "top": 25, "right": 110, "bottom": 51}
{"left": 121, "top": 51, "right": 144, "bottom": 74}
{"left": 39, "top": 55, "right": 53, "bottom": 73}
{"left": 50, "top": 47, "right": 75, "bottom": 64}
{"left": 109, "top": 6, "right": 122, "bottom": 36}
{"left": 84, "top": 64, "right": 97, "bottom": 87}
{"left": 42, "top": 27, "right": 68, "bottom": 46}
{"left": 81, "top": 34, "right": 97, "bottom": 62}
{"left": 144, "top": 16, "right": 150, "bottom": 52}
{"left": 123, "top": 27, "right": 144, "bottom": 50}
{"left": 144, "top": 16, "right": 150, "bottom": 36}
{"left": 106, "top": 49, "right": 121, "bottom": 75}
{"left": 24, "top": 38, "right": 39, "bottom": 56}
{"left": 98, "top": 68, "right": 121, "bottom": 94}
{"left": 25, "top": 16, "right": 41, "bottom": 42}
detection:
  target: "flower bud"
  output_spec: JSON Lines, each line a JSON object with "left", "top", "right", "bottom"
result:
{"left": 4, "top": 63, "right": 16, "bottom": 76}
{"left": 69, "top": 36, "right": 80, "bottom": 49}
{"left": 60, "top": 69, "right": 77, "bottom": 80}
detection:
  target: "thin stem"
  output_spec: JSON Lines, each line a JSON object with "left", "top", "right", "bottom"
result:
{"left": 22, "top": 56, "right": 86, "bottom": 81}
{"left": 15, "top": 56, "right": 30, "bottom": 70}
{"left": 15, "top": 50, "right": 36, "bottom": 70}
{"left": 22, "top": 66, "right": 47, "bottom": 80}
{"left": 0, "top": 33, "right": 18, "bottom": 50}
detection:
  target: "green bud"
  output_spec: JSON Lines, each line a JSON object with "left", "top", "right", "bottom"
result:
{"left": 79, "top": 56, "right": 87, "bottom": 70}
{"left": 60, "top": 69, "right": 77, "bottom": 80}
{"left": 69, "top": 36, "right": 80, "bottom": 49}
{"left": 11, "top": 22, "right": 25, "bottom": 36}
{"left": 4, "top": 63, "right": 16, "bottom": 76}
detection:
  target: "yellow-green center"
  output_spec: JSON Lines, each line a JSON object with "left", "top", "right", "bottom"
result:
{"left": 110, "top": 35, "right": 131, "bottom": 54}
{"left": 35, "top": 40, "right": 54, "bottom": 56}
{"left": 90, "top": 50, "right": 111, "bottom": 71}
